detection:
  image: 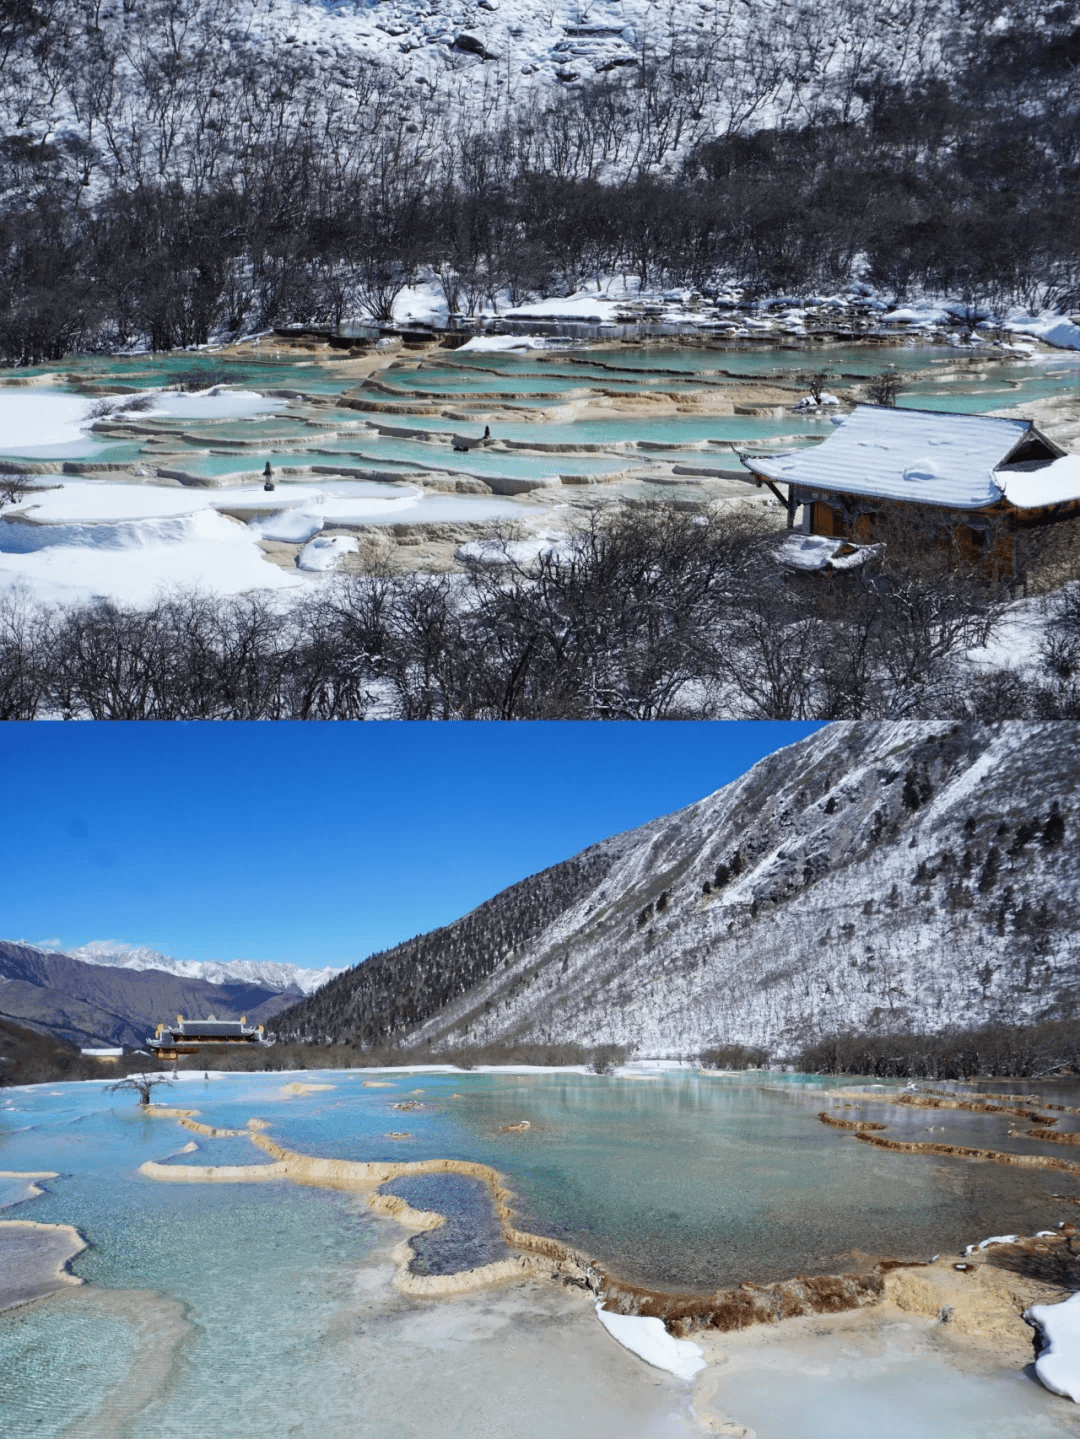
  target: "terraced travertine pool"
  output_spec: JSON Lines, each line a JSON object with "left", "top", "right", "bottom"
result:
{"left": 4, "top": 1069, "right": 1080, "bottom": 1438}
{"left": 2, "top": 339, "right": 1078, "bottom": 605}
{"left": 6, "top": 342, "right": 1078, "bottom": 474}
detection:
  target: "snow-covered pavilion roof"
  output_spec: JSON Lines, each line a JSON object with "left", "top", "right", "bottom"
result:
{"left": 996, "top": 453, "right": 1080, "bottom": 509}
{"left": 745, "top": 405, "right": 1070, "bottom": 511}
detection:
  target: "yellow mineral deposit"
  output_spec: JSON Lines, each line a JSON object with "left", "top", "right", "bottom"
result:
{"left": 135, "top": 1084, "right": 1080, "bottom": 1337}
{"left": 281, "top": 1082, "right": 336, "bottom": 1095}
{"left": 138, "top": 1159, "right": 289, "bottom": 1182}
{"left": 178, "top": 1117, "right": 246, "bottom": 1138}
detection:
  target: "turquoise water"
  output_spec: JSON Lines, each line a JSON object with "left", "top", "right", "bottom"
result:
{"left": 2, "top": 1072, "right": 1079, "bottom": 1437}
{"left": 7, "top": 346, "right": 1076, "bottom": 481}
{"left": 161, "top": 444, "right": 619, "bottom": 484}
{"left": 4, "top": 1072, "right": 1073, "bottom": 1294}
{"left": 6, "top": 352, "right": 367, "bottom": 396}
{"left": 366, "top": 413, "right": 813, "bottom": 447}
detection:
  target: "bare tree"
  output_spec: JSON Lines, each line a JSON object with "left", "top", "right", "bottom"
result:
{"left": 107, "top": 1072, "right": 173, "bottom": 1105}
{"left": 865, "top": 370, "right": 905, "bottom": 406}
{"left": 795, "top": 370, "right": 834, "bottom": 403}
{"left": 0, "top": 469, "right": 28, "bottom": 508}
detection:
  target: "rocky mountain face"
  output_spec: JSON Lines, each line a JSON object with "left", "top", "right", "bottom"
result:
{"left": 272, "top": 723, "right": 1080, "bottom": 1057}
{"left": 0, "top": 942, "right": 301, "bottom": 1050}
{"left": 65, "top": 941, "right": 341, "bottom": 997}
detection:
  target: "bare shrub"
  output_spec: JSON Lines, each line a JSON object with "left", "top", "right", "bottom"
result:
{"left": 590, "top": 1044, "right": 628, "bottom": 1074}
{"left": 170, "top": 367, "right": 233, "bottom": 392}
{"left": 864, "top": 371, "right": 904, "bottom": 406}
{"left": 0, "top": 469, "right": 28, "bottom": 508}
{"left": 700, "top": 1044, "right": 770, "bottom": 1069}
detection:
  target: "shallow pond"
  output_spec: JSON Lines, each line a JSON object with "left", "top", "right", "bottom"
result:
{"left": 4, "top": 1071, "right": 1076, "bottom": 1295}
{"left": 5, "top": 344, "right": 1075, "bottom": 481}
{"left": 3, "top": 1070, "right": 1079, "bottom": 1438}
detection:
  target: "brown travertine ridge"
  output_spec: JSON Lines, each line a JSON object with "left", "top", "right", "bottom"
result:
{"left": 925, "top": 1089, "right": 1077, "bottom": 1114}
{"left": 1029, "top": 1128, "right": 1080, "bottom": 1145}
{"left": 893, "top": 1095, "right": 1058, "bottom": 1123}
{"left": 137, "top": 1088, "right": 1080, "bottom": 1337}
{"left": 816, "top": 1113, "right": 887, "bottom": 1132}
{"left": 815, "top": 1090, "right": 1080, "bottom": 1175}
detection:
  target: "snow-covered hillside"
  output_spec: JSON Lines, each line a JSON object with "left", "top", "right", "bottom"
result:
{"left": 274, "top": 722, "right": 1080, "bottom": 1055}
{"left": 67, "top": 940, "right": 341, "bottom": 995}
{"left": 0, "top": 0, "right": 956, "bottom": 190}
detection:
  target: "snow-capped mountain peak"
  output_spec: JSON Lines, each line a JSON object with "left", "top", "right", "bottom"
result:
{"left": 66, "top": 940, "right": 342, "bottom": 996}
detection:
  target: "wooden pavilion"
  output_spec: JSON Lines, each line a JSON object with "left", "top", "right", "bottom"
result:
{"left": 742, "top": 404, "right": 1080, "bottom": 583}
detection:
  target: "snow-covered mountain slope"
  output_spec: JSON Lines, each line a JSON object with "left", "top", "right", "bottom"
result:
{"left": 272, "top": 722, "right": 1080, "bottom": 1056}
{"left": 0, "top": 0, "right": 968, "bottom": 194}
{"left": 66, "top": 941, "right": 341, "bottom": 996}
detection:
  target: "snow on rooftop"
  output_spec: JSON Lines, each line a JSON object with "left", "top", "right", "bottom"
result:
{"left": 747, "top": 405, "right": 1041, "bottom": 510}
{"left": 997, "top": 453, "right": 1080, "bottom": 509}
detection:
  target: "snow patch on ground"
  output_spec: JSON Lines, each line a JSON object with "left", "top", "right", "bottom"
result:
{"left": 455, "top": 531, "right": 567, "bottom": 566}
{"left": 964, "top": 1234, "right": 1019, "bottom": 1254}
{"left": 457, "top": 335, "right": 563, "bottom": 352}
{"left": 1006, "top": 316, "right": 1080, "bottom": 351}
{"left": 1026, "top": 1292, "right": 1080, "bottom": 1402}
{"left": 594, "top": 1301, "right": 706, "bottom": 1381}
{"left": 0, "top": 507, "right": 301, "bottom": 605}
{"left": 297, "top": 535, "right": 359, "bottom": 571}
{"left": 0, "top": 388, "right": 284, "bottom": 458}
{"left": 0, "top": 392, "right": 96, "bottom": 452}
{"left": 127, "top": 389, "right": 286, "bottom": 420}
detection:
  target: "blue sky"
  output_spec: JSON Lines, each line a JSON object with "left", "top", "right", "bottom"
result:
{"left": 3, "top": 722, "right": 825, "bottom": 967}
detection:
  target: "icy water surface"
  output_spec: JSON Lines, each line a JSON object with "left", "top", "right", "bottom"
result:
{"left": 5, "top": 1071, "right": 1077, "bottom": 1292}
{"left": 704, "top": 1316, "right": 1080, "bottom": 1439}
{"left": 3, "top": 1071, "right": 1080, "bottom": 1437}
{"left": 6, "top": 344, "right": 1075, "bottom": 482}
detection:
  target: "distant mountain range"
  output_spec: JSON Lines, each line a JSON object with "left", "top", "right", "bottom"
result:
{"left": 270, "top": 722, "right": 1080, "bottom": 1057}
{"left": 64, "top": 941, "right": 341, "bottom": 997}
{"left": 0, "top": 940, "right": 341, "bottom": 1050}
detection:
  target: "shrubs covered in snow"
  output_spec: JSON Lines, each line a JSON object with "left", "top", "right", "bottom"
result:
{"left": 3, "top": 501, "right": 1080, "bottom": 720}
{"left": 0, "top": 0, "right": 1079, "bottom": 358}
